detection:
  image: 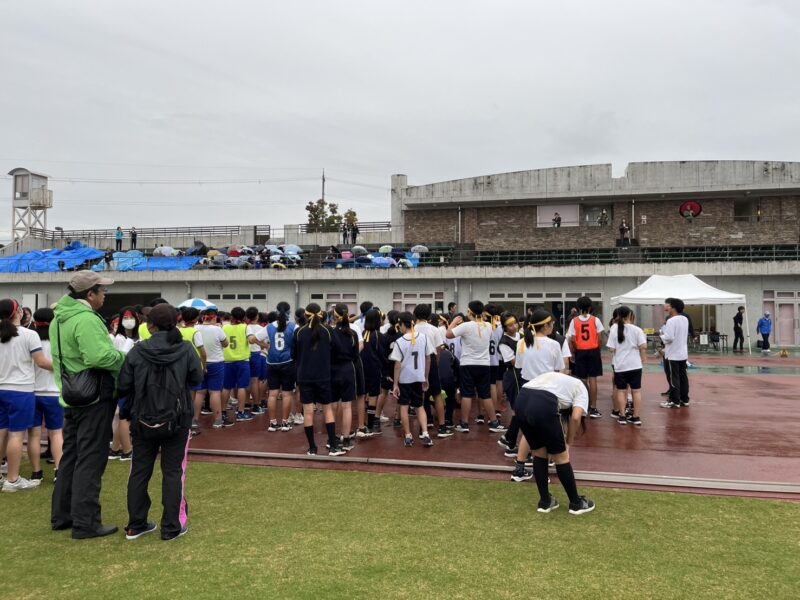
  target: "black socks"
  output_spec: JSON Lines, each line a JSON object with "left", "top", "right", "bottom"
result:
{"left": 532, "top": 456, "right": 550, "bottom": 502}
{"left": 325, "top": 422, "right": 338, "bottom": 448}
{"left": 304, "top": 426, "right": 315, "bottom": 450}
{"left": 367, "top": 406, "right": 376, "bottom": 430}
{"left": 555, "top": 462, "right": 580, "bottom": 504}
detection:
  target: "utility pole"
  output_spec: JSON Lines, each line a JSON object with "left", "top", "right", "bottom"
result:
{"left": 322, "top": 169, "right": 326, "bottom": 201}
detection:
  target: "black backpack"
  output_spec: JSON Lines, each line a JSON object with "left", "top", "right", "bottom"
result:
{"left": 135, "top": 360, "right": 185, "bottom": 440}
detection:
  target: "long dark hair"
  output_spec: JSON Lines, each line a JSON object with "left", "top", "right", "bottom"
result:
{"left": 0, "top": 298, "right": 20, "bottom": 344}
{"left": 33, "top": 308, "right": 54, "bottom": 341}
{"left": 616, "top": 306, "right": 633, "bottom": 344}
{"left": 363, "top": 308, "right": 381, "bottom": 344}
{"left": 115, "top": 306, "right": 141, "bottom": 340}
{"left": 276, "top": 301, "right": 291, "bottom": 333}
{"left": 333, "top": 303, "right": 356, "bottom": 342}
{"left": 305, "top": 302, "right": 325, "bottom": 348}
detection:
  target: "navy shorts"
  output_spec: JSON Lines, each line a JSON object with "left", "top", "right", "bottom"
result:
{"left": 224, "top": 360, "right": 251, "bottom": 390}
{"left": 268, "top": 362, "right": 297, "bottom": 392}
{"left": 250, "top": 352, "right": 267, "bottom": 380}
{"left": 515, "top": 389, "right": 567, "bottom": 455}
{"left": 299, "top": 381, "right": 331, "bottom": 405}
{"left": 34, "top": 395, "right": 65, "bottom": 430}
{"left": 502, "top": 369, "right": 521, "bottom": 410}
{"left": 201, "top": 362, "right": 225, "bottom": 392}
{"left": 490, "top": 365, "right": 501, "bottom": 383}
{"left": 398, "top": 382, "right": 424, "bottom": 408}
{"left": 613, "top": 368, "right": 642, "bottom": 390}
{"left": 364, "top": 373, "right": 381, "bottom": 398}
{"left": 331, "top": 364, "right": 356, "bottom": 403}
{"left": 0, "top": 390, "right": 36, "bottom": 432}
{"left": 573, "top": 349, "right": 603, "bottom": 379}
{"left": 459, "top": 365, "right": 491, "bottom": 400}
{"left": 425, "top": 356, "right": 442, "bottom": 398}
{"left": 354, "top": 357, "right": 365, "bottom": 397}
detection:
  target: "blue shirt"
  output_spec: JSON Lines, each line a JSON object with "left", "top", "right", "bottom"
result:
{"left": 757, "top": 317, "right": 772, "bottom": 335}
{"left": 266, "top": 322, "right": 296, "bottom": 364}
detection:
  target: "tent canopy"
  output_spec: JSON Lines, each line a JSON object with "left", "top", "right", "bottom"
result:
{"left": 611, "top": 274, "right": 745, "bottom": 305}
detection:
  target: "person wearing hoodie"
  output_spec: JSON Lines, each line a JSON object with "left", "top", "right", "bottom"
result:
{"left": 117, "top": 303, "right": 204, "bottom": 541}
{"left": 50, "top": 272, "right": 125, "bottom": 539}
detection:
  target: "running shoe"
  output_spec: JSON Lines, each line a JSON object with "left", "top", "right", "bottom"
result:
{"left": 393, "top": 418, "right": 402, "bottom": 428}
{"left": 328, "top": 445, "right": 346, "bottom": 457}
{"left": 568, "top": 496, "right": 596, "bottom": 515}
{"left": 236, "top": 412, "right": 254, "bottom": 422}
{"left": 660, "top": 401, "right": 681, "bottom": 409}
{"left": 250, "top": 405, "right": 265, "bottom": 415}
{"left": 200, "top": 407, "right": 213, "bottom": 415}
{"left": 108, "top": 449, "right": 122, "bottom": 460}
{"left": 342, "top": 437, "right": 355, "bottom": 451}
{"left": 618, "top": 415, "right": 627, "bottom": 425}
{"left": 2, "top": 477, "right": 38, "bottom": 493}
{"left": 497, "top": 437, "right": 511, "bottom": 449}
{"left": 53, "top": 469, "right": 58, "bottom": 482}
{"left": 488, "top": 420, "right": 507, "bottom": 433}
{"left": 537, "top": 497, "right": 560, "bottom": 513}
{"left": 212, "top": 419, "right": 224, "bottom": 429}
{"left": 162, "top": 526, "right": 188, "bottom": 541}
{"left": 356, "top": 427, "right": 374, "bottom": 438}
{"left": 0, "top": 460, "right": 7, "bottom": 475}
{"left": 126, "top": 522, "right": 157, "bottom": 540}
{"left": 680, "top": 401, "right": 690, "bottom": 407}
{"left": 610, "top": 409, "right": 620, "bottom": 419}
{"left": 588, "top": 407, "right": 602, "bottom": 419}
{"left": 306, "top": 447, "right": 318, "bottom": 456}
{"left": 454, "top": 422, "right": 470, "bottom": 433}
{"left": 293, "top": 413, "right": 305, "bottom": 425}
{"left": 475, "top": 414, "right": 485, "bottom": 424}
{"left": 379, "top": 414, "right": 390, "bottom": 422}
{"left": 660, "top": 390, "right": 671, "bottom": 396}
{"left": 511, "top": 467, "right": 533, "bottom": 482}
{"left": 30, "top": 470, "right": 44, "bottom": 482}
{"left": 120, "top": 452, "right": 132, "bottom": 462}
{"left": 626, "top": 416, "right": 642, "bottom": 426}
{"left": 268, "top": 420, "right": 280, "bottom": 432}
{"left": 503, "top": 448, "right": 519, "bottom": 458}
{"left": 222, "top": 414, "right": 235, "bottom": 427}
{"left": 279, "top": 421, "right": 292, "bottom": 432}
{"left": 495, "top": 411, "right": 502, "bottom": 419}
{"left": 422, "top": 434, "right": 434, "bottom": 447}
{"left": 437, "top": 425, "right": 454, "bottom": 438}
{"left": 403, "top": 435, "right": 414, "bottom": 447}
{"left": 548, "top": 460, "right": 555, "bottom": 468}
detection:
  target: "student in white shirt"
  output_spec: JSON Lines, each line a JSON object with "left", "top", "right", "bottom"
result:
{"left": 485, "top": 304, "right": 505, "bottom": 422}
{"left": 497, "top": 312, "right": 522, "bottom": 453}
{"left": 446, "top": 300, "right": 506, "bottom": 434}
{"left": 109, "top": 306, "right": 140, "bottom": 460}
{"left": 414, "top": 304, "right": 452, "bottom": 438}
{"left": 390, "top": 312, "right": 433, "bottom": 447}
{"left": 196, "top": 309, "right": 230, "bottom": 427}
{"left": 607, "top": 306, "right": 647, "bottom": 426}
{"left": 660, "top": 298, "right": 690, "bottom": 408}
{"left": 0, "top": 298, "right": 53, "bottom": 492}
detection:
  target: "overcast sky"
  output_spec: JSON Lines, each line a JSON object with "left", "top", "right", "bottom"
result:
{"left": 1, "top": 0, "right": 799, "bottom": 240}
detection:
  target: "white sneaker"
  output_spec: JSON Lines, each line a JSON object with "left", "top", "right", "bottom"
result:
{"left": 0, "top": 461, "right": 7, "bottom": 475}
{"left": 379, "top": 414, "right": 390, "bottom": 423}
{"left": 293, "top": 413, "right": 305, "bottom": 425}
{"left": 2, "top": 476, "right": 39, "bottom": 493}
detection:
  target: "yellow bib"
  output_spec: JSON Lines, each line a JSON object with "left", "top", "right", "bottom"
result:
{"left": 180, "top": 326, "right": 201, "bottom": 357}
{"left": 223, "top": 323, "right": 250, "bottom": 362}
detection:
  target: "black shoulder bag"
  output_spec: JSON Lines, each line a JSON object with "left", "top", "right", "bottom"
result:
{"left": 56, "top": 322, "right": 102, "bottom": 407}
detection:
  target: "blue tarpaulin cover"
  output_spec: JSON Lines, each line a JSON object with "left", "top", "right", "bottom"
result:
{"left": 0, "top": 241, "right": 104, "bottom": 273}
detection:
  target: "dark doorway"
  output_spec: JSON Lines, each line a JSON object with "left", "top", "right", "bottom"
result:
{"left": 102, "top": 292, "right": 162, "bottom": 319}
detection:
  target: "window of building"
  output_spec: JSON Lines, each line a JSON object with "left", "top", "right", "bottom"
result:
{"left": 537, "top": 204, "right": 579, "bottom": 228}
{"left": 584, "top": 205, "right": 613, "bottom": 227}
{"left": 393, "top": 291, "right": 445, "bottom": 313}
{"left": 734, "top": 198, "right": 759, "bottom": 222}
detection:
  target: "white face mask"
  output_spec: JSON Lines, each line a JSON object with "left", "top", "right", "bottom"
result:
{"left": 122, "top": 318, "right": 136, "bottom": 330}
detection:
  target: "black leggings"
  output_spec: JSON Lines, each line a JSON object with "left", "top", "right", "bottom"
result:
{"left": 733, "top": 326, "right": 744, "bottom": 350}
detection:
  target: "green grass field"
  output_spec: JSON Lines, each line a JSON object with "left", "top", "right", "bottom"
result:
{"left": 1, "top": 461, "right": 798, "bottom": 599}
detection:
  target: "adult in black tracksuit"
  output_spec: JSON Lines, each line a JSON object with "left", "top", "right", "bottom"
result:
{"left": 293, "top": 303, "right": 342, "bottom": 456}
{"left": 733, "top": 306, "right": 745, "bottom": 352}
{"left": 330, "top": 303, "right": 359, "bottom": 451}
{"left": 117, "top": 304, "right": 204, "bottom": 541}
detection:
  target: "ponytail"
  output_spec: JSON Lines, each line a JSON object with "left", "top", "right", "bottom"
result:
{"left": 523, "top": 314, "right": 534, "bottom": 348}
{"left": 0, "top": 298, "right": 20, "bottom": 344}
{"left": 276, "top": 301, "right": 291, "bottom": 333}
{"left": 304, "top": 303, "right": 326, "bottom": 349}
{"left": 616, "top": 306, "right": 632, "bottom": 344}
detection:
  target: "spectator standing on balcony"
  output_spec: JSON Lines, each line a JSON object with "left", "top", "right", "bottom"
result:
{"left": 341, "top": 223, "right": 349, "bottom": 245}
{"left": 619, "top": 219, "right": 630, "bottom": 248}
{"left": 130, "top": 227, "right": 137, "bottom": 250}
{"left": 757, "top": 311, "right": 772, "bottom": 353}
{"left": 115, "top": 227, "right": 123, "bottom": 252}
{"left": 552, "top": 212, "right": 561, "bottom": 228}
{"left": 597, "top": 209, "right": 609, "bottom": 226}
{"left": 350, "top": 223, "right": 359, "bottom": 245}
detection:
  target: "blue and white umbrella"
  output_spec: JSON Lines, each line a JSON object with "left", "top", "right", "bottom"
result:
{"left": 178, "top": 297, "right": 217, "bottom": 310}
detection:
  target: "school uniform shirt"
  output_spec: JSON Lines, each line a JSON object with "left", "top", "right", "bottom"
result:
{"left": 0, "top": 326, "right": 42, "bottom": 392}
{"left": 197, "top": 323, "right": 228, "bottom": 363}
{"left": 451, "top": 321, "right": 491, "bottom": 366}
{"left": 246, "top": 323, "right": 264, "bottom": 352}
{"left": 441, "top": 325, "right": 463, "bottom": 361}
{"left": 413, "top": 322, "right": 443, "bottom": 356}
{"left": 112, "top": 333, "right": 135, "bottom": 354}
{"left": 34, "top": 340, "right": 60, "bottom": 396}
{"left": 523, "top": 372, "right": 589, "bottom": 413}
{"left": 256, "top": 322, "right": 296, "bottom": 364}
{"left": 561, "top": 339, "right": 572, "bottom": 360}
{"left": 489, "top": 324, "right": 504, "bottom": 367}
{"left": 389, "top": 332, "right": 429, "bottom": 384}
{"left": 294, "top": 324, "right": 333, "bottom": 383}
{"left": 331, "top": 328, "right": 360, "bottom": 365}
{"left": 660, "top": 314, "right": 689, "bottom": 361}
{"left": 606, "top": 323, "right": 647, "bottom": 372}
{"left": 516, "top": 336, "right": 564, "bottom": 381}
{"left": 498, "top": 333, "right": 520, "bottom": 365}
{"left": 567, "top": 315, "right": 605, "bottom": 351}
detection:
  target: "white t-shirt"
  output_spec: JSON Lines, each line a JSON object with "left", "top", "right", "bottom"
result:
{"left": 197, "top": 323, "right": 228, "bottom": 363}
{"left": 451, "top": 320, "right": 491, "bottom": 366}
{"left": 561, "top": 339, "right": 572, "bottom": 360}
{"left": 660, "top": 314, "right": 689, "bottom": 361}
{"left": 34, "top": 339, "right": 59, "bottom": 396}
{"left": 516, "top": 336, "right": 564, "bottom": 381}
{"left": 441, "top": 326, "right": 462, "bottom": 361}
{"left": 607, "top": 323, "right": 647, "bottom": 372}
{"left": 413, "top": 322, "right": 442, "bottom": 356}
{"left": 349, "top": 323, "right": 364, "bottom": 344}
{"left": 489, "top": 324, "right": 503, "bottom": 367}
{"left": 523, "top": 372, "right": 589, "bottom": 413}
{"left": 389, "top": 332, "right": 429, "bottom": 384}
{"left": 380, "top": 323, "right": 391, "bottom": 335}
{"left": 247, "top": 324, "right": 264, "bottom": 352}
{"left": 112, "top": 333, "right": 135, "bottom": 354}
{"left": 499, "top": 333, "right": 520, "bottom": 364}
{"left": 566, "top": 315, "right": 605, "bottom": 348}
{"left": 0, "top": 326, "right": 43, "bottom": 392}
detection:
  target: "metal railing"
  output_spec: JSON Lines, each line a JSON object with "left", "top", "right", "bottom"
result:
{"left": 296, "top": 221, "right": 392, "bottom": 234}
{"left": 28, "top": 225, "right": 263, "bottom": 241}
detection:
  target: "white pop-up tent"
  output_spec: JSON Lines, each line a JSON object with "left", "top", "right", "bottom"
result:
{"left": 611, "top": 274, "right": 751, "bottom": 353}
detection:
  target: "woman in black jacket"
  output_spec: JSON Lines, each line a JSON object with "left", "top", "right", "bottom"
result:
{"left": 117, "top": 304, "right": 203, "bottom": 541}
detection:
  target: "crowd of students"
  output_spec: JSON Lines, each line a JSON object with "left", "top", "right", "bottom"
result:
{"left": 2, "top": 290, "right": 703, "bottom": 519}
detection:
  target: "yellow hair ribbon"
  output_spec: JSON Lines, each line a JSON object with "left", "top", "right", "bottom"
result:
{"left": 364, "top": 330, "right": 371, "bottom": 343}
{"left": 504, "top": 317, "right": 517, "bottom": 327}
{"left": 492, "top": 314, "right": 501, "bottom": 330}
{"left": 532, "top": 315, "right": 553, "bottom": 327}
{"left": 469, "top": 310, "right": 486, "bottom": 337}
{"left": 439, "top": 315, "right": 449, "bottom": 326}
{"left": 410, "top": 323, "right": 416, "bottom": 346}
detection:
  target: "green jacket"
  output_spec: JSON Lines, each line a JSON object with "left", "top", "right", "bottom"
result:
{"left": 51, "top": 295, "right": 125, "bottom": 407}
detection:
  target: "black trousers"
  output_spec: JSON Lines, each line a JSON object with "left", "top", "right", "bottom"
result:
{"left": 130, "top": 236, "right": 137, "bottom": 249}
{"left": 115, "top": 239, "right": 122, "bottom": 251}
{"left": 51, "top": 399, "right": 116, "bottom": 533}
{"left": 733, "top": 326, "right": 744, "bottom": 350}
{"left": 761, "top": 333, "right": 770, "bottom": 351}
{"left": 127, "top": 428, "right": 191, "bottom": 537}
{"left": 667, "top": 359, "right": 689, "bottom": 404}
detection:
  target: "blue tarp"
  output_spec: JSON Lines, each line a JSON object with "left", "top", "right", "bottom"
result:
{"left": 113, "top": 250, "right": 200, "bottom": 272}
{"left": 0, "top": 242, "right": 105, "bottom": 273}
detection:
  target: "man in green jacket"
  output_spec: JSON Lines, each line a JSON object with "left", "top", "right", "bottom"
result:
{"left": 51, "top": 272, "right": 126, "bottom": 539}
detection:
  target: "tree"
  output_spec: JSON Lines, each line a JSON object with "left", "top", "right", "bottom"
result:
{"left": 304, "top": 198, "right": 353, "bottom": 232}
{"left": 344, "top": 208, "right": 358, "bottom": 228}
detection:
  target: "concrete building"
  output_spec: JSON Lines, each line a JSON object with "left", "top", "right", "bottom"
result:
{"left": 392, "top": 161, "right": 800, "bottom": 249}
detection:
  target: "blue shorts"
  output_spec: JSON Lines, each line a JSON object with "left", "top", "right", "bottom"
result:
{"left": 224, "top": 360, "right": 251, "bottom": 390}
{"left": 35, "top": 395, "right": 64, "bottom": 430}
{"left": 0, "top": 390, "right": 36, "bottom": 432}
{"left": 201, "top": 362, "right": 225, "bottom": 392}
{"left": 250, "top": 352, "right": 267, "bottom": 380}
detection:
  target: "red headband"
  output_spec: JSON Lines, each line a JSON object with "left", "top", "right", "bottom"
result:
{"left": 1, "top": 299, "right": 19, "bottom": 320}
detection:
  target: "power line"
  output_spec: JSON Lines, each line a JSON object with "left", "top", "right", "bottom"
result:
{"left": 0, "top": 175, "right": 317, "bottom": 185}
{"left": 0, "top": 158, "right": 323, "bottom": 170}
